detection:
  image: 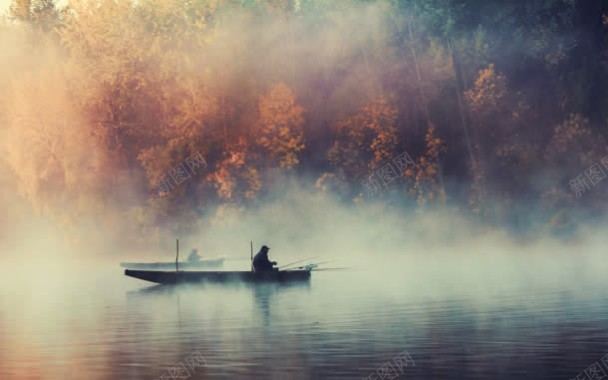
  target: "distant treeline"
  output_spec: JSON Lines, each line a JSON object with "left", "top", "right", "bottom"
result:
{"left": 1, "top": 0, "right": 607, "bottom": 240}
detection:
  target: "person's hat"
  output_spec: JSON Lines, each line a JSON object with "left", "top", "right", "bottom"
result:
{"left": 261, "top": 245, "right": 270, "bottom": 251}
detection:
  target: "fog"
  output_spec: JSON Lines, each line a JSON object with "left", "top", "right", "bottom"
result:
{"left": 0, "top": 1, "right": 607, "bottom": 378}
{"left": 2, "top": 176, "right": 606, "bottom": 297}
{"left": 2, "top": 180, "right": 607, "bottom": 378}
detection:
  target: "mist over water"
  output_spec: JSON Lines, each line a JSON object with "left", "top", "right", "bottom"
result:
{"left": 1, "top": 0, "right": 608, "bottom": 378}
{"left": 2, "top": 187, "right": 608, "bottom": 379}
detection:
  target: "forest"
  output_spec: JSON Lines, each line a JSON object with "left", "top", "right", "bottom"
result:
{"left": 1, "top": 0, "right": 607, "bottom": 246}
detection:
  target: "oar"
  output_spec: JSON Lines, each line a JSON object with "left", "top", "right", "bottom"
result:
{"left": 278, "top": 257, "right": 320, "bottom": 270}
{"left": 310, "top": 267, "right": 350, "bottom": 271}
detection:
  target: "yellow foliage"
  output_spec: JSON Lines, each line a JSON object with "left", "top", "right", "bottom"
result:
{"left": 544, "top": 113, "right": 605, "bottom": 168}
{"left": 464, "top": 64, "right": 507, "bottom": 120}
{"left": 404, "top": 126, "right": 446, "bottom": 205}
{"left": 208, "top": 141, "right": 261, "bottom": 202}
{"left": 3, "top": 65, "right": 113, "bottom": 217}
{"left": 257, "top": 82, "right": 306, "bottom": 169}
{"left": 328, "top": 96, "right": 398, "bottom": 181}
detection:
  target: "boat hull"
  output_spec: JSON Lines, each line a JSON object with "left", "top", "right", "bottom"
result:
{"left": 120, "top": 258, "right": 224, "bottom": 270}
{"left": 124, "top": 269, "right": 311, "bottom": 285}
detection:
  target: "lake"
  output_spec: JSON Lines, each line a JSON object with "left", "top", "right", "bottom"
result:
{"left": 1, "top": 249, "right": 607, "bottom": 380}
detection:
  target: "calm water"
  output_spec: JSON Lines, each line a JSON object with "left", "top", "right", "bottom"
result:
{"left": 1, "top": 255, "right": 608, "bottom": 380}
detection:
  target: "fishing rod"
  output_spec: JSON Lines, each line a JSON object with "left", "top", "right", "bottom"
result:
{"left": 284, "top": 267, "right": 350, "bottom": 272}
{"left": 278, "top": 256, "right": 320, "bottom": 270}
{"left": 283, "top": 261, "right": 331, "bottom": 270}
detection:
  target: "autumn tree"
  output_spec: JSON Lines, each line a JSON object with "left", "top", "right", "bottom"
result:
{"left": 208, "top": 139, "right": 262, "bottom": 202}
{"left": 543, "top": 114, "right": 607, "bottom": 199}
{"left": 324, "top": 96, "right": 400, "bottom": 202}
{"left": 403, "top": 126, "right": 446, "bottom": 205}
{"left": 464, "top": 64, "right": 507, "bottom": 215}
{"left": 327, "top": 96, "right": 398, "bottom": 182}
{"left": 2, "top": 66, "right": 111, "bottom": 224}
{"left": 9, "top": 0, "right": 61, "bottom": 32}
{"left": 257, "top": 82, "right": 306, "bottom": 170}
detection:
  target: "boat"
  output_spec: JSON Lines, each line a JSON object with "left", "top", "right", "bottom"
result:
{"left": 124, "top": 269, "right": 311, "bottom": 285}
{"left": 120, "top": 257, "right": 224, "bottom": 270}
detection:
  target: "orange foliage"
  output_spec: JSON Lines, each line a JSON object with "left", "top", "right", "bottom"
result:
{"left": 208, "top": 140, "right": 261, "bottom": 201}
{"left": 403, "top": 126, "right": 446, "bottom": 204}
{"left": 2, "top": 0, "right": 606, "bottom": 240}
{"left": 544, "top": 114, "right": 606, "bottom": 169}
{"left": 328, "top": 96, "right": 398, "bottom": 181}
{"left": 464, "top": 64, "right": 507, "bottom": 120}
{"left": 257, "top": 82, "right": 306, "bottom": 169}
{"left": 3, "top": 66, "right": 110, "bottom": 215}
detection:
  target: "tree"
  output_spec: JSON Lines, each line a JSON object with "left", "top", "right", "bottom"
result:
{"left": 257, "top": 82, "right": 306, "bottom": 169}
{"left": 9, "top": 0, "right": 61, "bottom": 32}
{"left": 2, "top": 66, "right": 110, "bottom": 219}
{"left": 327, "top": 96, "right": 398, "bottom": 186}
{"left": 404, "top": 126, "right": 446, "bottom": 205}
{"left": 464, "top": 64, "right": 508, "bottom": 215}
{"left": 208, "top": 139, "right": 262, "bottom": 202}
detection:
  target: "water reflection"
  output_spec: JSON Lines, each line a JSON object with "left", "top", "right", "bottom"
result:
{"left": 127, "top": 280, "right": 312, "bottom": 331}
{"left": 123, "top": 280, "right": 315, "bottom": 379}
{"left": 252, "top": 281, "right": 311, "bottom": 328}
{"left": 4, "top": 264, "right": 608, "bottom": 379}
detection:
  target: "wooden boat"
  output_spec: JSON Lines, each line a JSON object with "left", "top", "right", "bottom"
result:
{"left": 124, "top": 269, "right": 311, "bottom": 285}
{"left": 120, "top": 257, "right": 224, "bottom": 270}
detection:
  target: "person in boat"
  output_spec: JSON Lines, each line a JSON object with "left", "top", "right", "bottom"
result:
{"left": 253, "top": 245, "right": 277, "bottom": 273}
{"left": 188, "top": 248, "right": 201, "bottom": 263}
